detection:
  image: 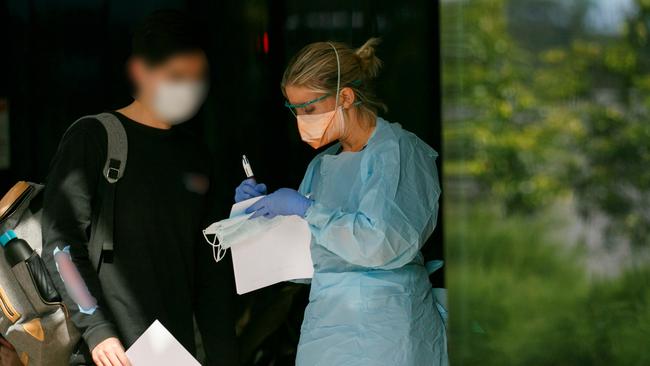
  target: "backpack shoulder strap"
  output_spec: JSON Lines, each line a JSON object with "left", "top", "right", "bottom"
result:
{"left": 64, "top": 112, "right": 128, "bottom": 183}
{"left": 94, "top": 113, "right": 128, "bottom": 183}
{"left": 65, "top": 113, "right": 128, "bottom": 269}
{"left": 92, "top": 113, "right": 127, "bottom": 266}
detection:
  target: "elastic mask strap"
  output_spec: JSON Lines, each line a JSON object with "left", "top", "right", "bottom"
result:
{"left": 202, "top": 229, "right": 227, "bottom": 263}
{"left": 327, "top": 42, "right": 341, "bottom": 108}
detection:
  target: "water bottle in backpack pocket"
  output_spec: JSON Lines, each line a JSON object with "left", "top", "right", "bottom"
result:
{"left": 0, "top": 183, "right": 80, "bottom": 366}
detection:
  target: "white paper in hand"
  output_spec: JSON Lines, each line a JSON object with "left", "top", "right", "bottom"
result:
{"left": 230, "top": 197, "right": 313, "bottom": 294}
{"left": 126, "top": 320, "right": 200, "bottom": 366}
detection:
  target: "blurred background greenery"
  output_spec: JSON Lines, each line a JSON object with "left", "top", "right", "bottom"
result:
{"left": 443, "top": 0, "right": 650, "bottom": 364}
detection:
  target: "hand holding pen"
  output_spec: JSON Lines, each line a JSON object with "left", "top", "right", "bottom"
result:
{"left": 234, "top": 155, "right": 268, "bottom": 203}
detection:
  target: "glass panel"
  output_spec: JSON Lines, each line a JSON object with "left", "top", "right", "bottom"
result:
{"left": 443, "top": 0, "right": 650, "bottom": 364}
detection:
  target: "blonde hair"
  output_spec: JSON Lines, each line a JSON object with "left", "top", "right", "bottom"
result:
{"left": 281, "top": 38, "right": 387, "bottom": 118}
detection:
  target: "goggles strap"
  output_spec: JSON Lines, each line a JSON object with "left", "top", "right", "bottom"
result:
{"left": 327, "top": 42, "right": 341, "bottom": 107}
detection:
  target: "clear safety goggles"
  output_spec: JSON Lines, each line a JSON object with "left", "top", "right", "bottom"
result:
{"left": 284, "top": 80, "right": 363, "bottom": 116}
{"left": 284, "top": 93, "right": 332, "bottom": 117}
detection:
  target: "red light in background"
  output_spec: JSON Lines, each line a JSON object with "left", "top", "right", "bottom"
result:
{"left": 263, "top": 32, "right": 269, "bottom": 54}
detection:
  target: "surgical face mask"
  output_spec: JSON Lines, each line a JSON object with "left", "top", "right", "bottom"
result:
{"left": 203, "top": 213, "right": 283, "bottom": 263}
{"left": 297, "top": 106, "right": 346, "bottom": 149}
{"left": 152, "top": 80, "right": 207, "bottom": 125}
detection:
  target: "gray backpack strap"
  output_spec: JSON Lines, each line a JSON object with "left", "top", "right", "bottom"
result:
{"left": 94, "top": 113, "right": 128, "bottom": 183}
{"left": 64, "top": 113, "right": 127, "bottom": 269}
{"left": 65, "top": 112, "right": 128, "bottom": 183}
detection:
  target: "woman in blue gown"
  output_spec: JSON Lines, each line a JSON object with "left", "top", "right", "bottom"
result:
{"left": 236, "top": 38, "right": 448, "bottom": 365}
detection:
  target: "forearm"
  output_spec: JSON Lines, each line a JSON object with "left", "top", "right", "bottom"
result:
{"left": 42, "top": 232, "right": 118, "bottom": 350}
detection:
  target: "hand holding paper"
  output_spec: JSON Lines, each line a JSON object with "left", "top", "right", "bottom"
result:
{"left": 245, "top": 188, "right": 312, "bottom": 219}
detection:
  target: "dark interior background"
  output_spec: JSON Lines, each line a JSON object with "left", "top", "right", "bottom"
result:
{"left": 0, "top": 0, "right": 441, "bottom": 363}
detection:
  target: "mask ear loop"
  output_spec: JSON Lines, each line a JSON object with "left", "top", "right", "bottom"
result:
{"left": 327, "top": 42, "right": 341, "bottom": 108}
{"left": 202, "top": 229, "right": 227, "bottom": 263}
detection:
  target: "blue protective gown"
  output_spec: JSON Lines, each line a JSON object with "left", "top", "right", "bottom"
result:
{"left": 296, "top": 118, "right": 448, "bottom": 365}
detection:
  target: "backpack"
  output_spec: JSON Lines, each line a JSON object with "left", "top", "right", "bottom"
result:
{"left": 0, "top": 113, "right": 127, "bottom": 366}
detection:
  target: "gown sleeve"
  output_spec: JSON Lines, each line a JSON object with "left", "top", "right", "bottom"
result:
{"left": 304, "top": 134, "right": 441, "bottom": 270}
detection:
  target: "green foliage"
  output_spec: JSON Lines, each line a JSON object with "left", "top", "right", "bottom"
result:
{"left": 584, "top": 269, "right": 650, "bottom": 365}
{"left": 442, "top": 0, "right": 650, "bottom": 245}
{"left": 442, "top": 0, "right": 576, "bottom": 213}
{"left": 446, "top": 204, "right": 650, "bottom": 365}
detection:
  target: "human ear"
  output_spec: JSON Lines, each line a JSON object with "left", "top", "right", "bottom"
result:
{"left": 127, "top": 57, "right": 147, "bottom": 90}
{"left": 340, "top": 87, "right": 356, "bottom": 109}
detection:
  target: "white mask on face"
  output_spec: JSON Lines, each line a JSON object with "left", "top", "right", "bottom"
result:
{"left": 152, "top": 80, "right": 207, "bottom": 125}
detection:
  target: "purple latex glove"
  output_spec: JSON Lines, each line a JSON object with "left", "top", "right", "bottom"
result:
{"left": 245, "top": 188, "right": 313, "bottom": 219}
{"left": 235, "top": 178, "right": 267, "bottom": 203}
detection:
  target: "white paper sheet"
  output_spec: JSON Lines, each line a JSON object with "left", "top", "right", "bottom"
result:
{"left": 126, "top": 320, "right": 200, "bottom": 366}
{"left": 229, "top": 197, "right": 313, "bottom": 294}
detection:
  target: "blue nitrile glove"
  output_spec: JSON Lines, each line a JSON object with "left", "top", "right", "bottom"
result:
{"left": 245, "top": 188, "right": 313, "bottom": 219}
{"left": 235, "top": 178, "right": 267, "bottom": 203}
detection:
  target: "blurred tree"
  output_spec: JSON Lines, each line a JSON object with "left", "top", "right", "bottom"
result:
{"left": 442, "top": 0, "right": 576, "bottom": 213}
{"left": 570, "top": 1, "right": 650, "bottom": 247}
{"left": 443, "top": 1, "right": 650, "bottom": 364}
{"left": 443, "top": 0, "right": 650, "bottom": 246}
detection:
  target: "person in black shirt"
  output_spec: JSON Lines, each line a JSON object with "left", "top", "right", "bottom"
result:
{"left": 38, "top": 10, "right": 238, "bottom": 366}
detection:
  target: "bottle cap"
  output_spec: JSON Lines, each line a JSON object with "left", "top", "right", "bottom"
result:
{"left": 0, "top": 230, "right": 17, "bottom": 247}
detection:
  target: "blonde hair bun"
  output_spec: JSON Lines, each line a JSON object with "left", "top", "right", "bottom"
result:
{"left": 355, "top": 37, "right": 382, "bottom": 79}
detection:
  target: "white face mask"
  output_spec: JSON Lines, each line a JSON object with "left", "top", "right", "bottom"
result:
{"left": 152, "top": 80, "right": 207, "bottom": 125}
{"left": 203, "top": 211, "right": 283, "bottom": 263}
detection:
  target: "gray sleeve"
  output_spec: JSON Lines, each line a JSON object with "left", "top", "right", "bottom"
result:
{"left": 41, "top": 120, "right": 119, "bottom": 352}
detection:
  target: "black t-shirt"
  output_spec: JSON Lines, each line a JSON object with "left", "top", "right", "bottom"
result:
{"left": 41, "top": 112, "right": 237, "bottom": 365}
